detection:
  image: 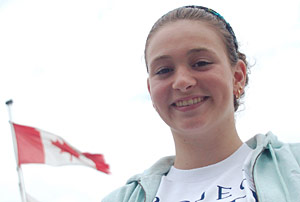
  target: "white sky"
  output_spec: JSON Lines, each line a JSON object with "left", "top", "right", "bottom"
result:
{"left": 0, "top": 0, "right": 300, "bottom": 201}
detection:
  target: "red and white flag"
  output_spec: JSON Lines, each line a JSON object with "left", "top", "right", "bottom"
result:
{"left": 12, "top": 122, "right": 110, "bottom": 174}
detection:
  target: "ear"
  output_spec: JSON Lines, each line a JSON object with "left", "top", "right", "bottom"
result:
{"left": 233, "top": 59, "right": 247, "bottom": 93}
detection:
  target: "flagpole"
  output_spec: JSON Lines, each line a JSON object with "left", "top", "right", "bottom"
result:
{"left": 6, "top": 100, "right": 28, "bottom": 202}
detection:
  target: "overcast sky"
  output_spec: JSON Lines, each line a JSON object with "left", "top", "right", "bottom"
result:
{"left": 0, "top": 0, "right": 300, "bottom": 201}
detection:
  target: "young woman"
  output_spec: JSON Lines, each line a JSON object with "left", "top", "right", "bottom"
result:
{"left": 103, "top": 6, "right": 300, "bottom": 202}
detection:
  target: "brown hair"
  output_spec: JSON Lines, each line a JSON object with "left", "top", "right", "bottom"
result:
{"left": 144, "top": 6, "right": 249, "bottom": 111}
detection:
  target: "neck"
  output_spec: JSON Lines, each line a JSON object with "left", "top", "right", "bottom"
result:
{"left": 171, "top": 124, "right": 242, "bottom": 169}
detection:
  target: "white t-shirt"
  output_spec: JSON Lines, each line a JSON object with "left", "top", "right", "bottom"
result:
{"left": 153, "top": 144, "right": 257, "bottom": 202}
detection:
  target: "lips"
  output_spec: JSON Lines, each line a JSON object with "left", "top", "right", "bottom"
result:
{"left": 172, "top": 96, "right": 209, "bottom": 107}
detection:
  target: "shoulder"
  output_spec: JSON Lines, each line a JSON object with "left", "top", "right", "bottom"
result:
{"left": 246, "top": 132, "right": 300, "bottom": 201}
{"left": 246, "top": 132, "right": 300, "bottom": 151}
{"left": 247, "top": 132, "right": 300, "bottom": 166}
{"left": 102, "top": 182, "right": 140, "bottom": 202}
{"left": 102, "top": 156, "right": 175, "bottom": 202}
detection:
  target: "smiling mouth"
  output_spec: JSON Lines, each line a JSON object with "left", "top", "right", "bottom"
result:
{"left": 172, "top": 96, "right": 209, "bottom": 107}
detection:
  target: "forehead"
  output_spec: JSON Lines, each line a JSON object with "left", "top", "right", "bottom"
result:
{"left": 146, "top": 20, "right": 226, "bottom": 65}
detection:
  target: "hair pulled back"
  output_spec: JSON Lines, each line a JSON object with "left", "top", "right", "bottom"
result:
{"left": 144, "top": 6, "right": 249, "bottom": 112}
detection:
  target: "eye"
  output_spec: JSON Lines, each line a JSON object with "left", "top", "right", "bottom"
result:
{"left": 155, "top": 67, "right": 173, "bottom": 75}
{"left": 193, "top": 60, "right": 212, "bottom": 68}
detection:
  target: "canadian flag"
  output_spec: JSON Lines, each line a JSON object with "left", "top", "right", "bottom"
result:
{"left": 12, "top": 122, "right": 110, "bottom": 174}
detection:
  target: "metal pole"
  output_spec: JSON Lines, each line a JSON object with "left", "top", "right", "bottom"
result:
{"left": 6, "top": 100, "right": 28, "bottom": 202}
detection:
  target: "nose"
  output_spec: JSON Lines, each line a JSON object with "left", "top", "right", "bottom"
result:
{"left": 172, "top": 68, "right": 197, "bottom": 92}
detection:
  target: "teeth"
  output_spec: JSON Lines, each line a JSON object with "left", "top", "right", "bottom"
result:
{"left": 175, "top": 97, "right": 205, "bottom": 107}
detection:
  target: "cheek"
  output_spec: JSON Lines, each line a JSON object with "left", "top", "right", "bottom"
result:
{"left": 149, "top": 81, "right": 170, "bottom": 110}
{"left": 151, "top": 86, "right": 166, "bottom": 105}
{"left": 216, "top": 81, "right": 234, "bottom": 106}
{"left": 203, "top": 71, "right": 234, "bottom": 98}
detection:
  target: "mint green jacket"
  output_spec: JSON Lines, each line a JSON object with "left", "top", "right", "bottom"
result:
{"left": 102, "top": 132, "right": 300, "bottom": 202}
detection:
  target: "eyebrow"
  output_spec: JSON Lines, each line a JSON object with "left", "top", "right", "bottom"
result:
{"left": 149, "top": 48, "right": 216, "bottom": 69}
{"left": 149, "top": 55, "right": 171, "bottom": 67}
{"left": 187, "top": 48, "right": 212, "bottom": 55}
{"left": 148, "top": 55, "right": 172, "bottom": 73}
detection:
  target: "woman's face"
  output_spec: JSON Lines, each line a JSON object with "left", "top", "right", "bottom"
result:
{"left": 146, "top": 20, "right": 245, "bottom": 136}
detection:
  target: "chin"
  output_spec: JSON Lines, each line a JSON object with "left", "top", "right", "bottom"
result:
{"left": 171, "top": 120, "right": 209, "bottom": 135}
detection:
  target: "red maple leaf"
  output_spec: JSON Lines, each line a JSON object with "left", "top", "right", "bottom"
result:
{"left": 51, "top": 140, "right": 80, "bottom": 161}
